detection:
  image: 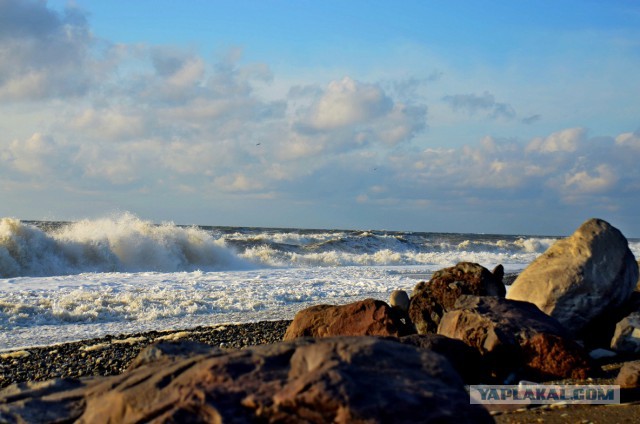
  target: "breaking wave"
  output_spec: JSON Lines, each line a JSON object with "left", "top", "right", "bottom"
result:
{"left": 5, "top": 212, "right": 636, "bottom": 279}
{"left": 0, "top": 213, "right": 251, "bottom": 278}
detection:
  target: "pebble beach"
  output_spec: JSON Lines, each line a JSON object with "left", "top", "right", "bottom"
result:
{"left": 0, "top": 320, "right": 290, "bottom": 389}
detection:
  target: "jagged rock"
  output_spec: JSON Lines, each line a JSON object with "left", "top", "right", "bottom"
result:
{"left": 408, "top": 262, "right": 506, "bottom": 334}
{"left": 437, "top": 295, "right": 591, "bottom": 381}
{"left": 283, "top": 298, "right": 412, "bottom": 340}
{"left": 398, "top": 334, "right": 484, "bottom": 383}
{"left": 0, "top": 338, "right": 493, "bottom": 423}
{"left": 507, "top": 218, "right": 638, "bottom": 339}
{"left": 611, "top": 312, "right": 640, "bottom": 354}
{"left": 616, "top": 360, "right": 640, "bottom": 388}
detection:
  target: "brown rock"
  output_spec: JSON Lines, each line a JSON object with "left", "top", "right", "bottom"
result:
{"left": 507, "top": 218, "right": 638, "bottom": 339}
{"left": 408, "top": 262, "right": 506, "bottom": 334}
{"left": 437, "top": 295, "right": 591, "bottom": 381}
{"left": 283, "top": 298, "right": 412, "bottom": 340}
{"left": 0, "top": 338, "right": 493, "bottom": 423}
{"left": 615, "top": 360, "right": 640, "bottom": 389}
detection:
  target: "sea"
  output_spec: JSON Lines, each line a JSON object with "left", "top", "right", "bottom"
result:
{"left": 2, "top": 212, "right": 639, "bottom": 351}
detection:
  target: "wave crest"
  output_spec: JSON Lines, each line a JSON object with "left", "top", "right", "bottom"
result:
{"left": 0, "top": 213, "right": 249, "bottom": 277}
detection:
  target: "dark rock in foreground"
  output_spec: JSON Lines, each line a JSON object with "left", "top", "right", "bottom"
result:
{"left": 398, "top": 333, "right": 484, "bottom": 383}
{"left": 0, "top": 337, "right": 492, "bottom": 423}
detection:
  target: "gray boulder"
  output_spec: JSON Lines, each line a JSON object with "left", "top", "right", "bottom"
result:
{"left": 507, "top": 218, "right": 638, "bottom": 338}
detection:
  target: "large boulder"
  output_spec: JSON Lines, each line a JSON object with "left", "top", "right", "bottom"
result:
{"left": 507, "top": 218, "right": 638, "bottom": 338}
{"left": 0, "top": 338, "right": 493, "bottom": 423}
{"left": 437, "top": 295, "right": 591, "bottom": 381}
{"left": 408, "top": 262, "right": 506, "bottom": 334}
{"left": 283, "top": 298, "right": 412, "bottom": 340}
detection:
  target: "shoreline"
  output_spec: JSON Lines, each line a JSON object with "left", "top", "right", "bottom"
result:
{"left": 0, "top": 320, "right": 291, "bottom": 389}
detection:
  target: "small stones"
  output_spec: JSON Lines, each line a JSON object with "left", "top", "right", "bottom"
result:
{"left": 0, "top": 320, "right": 290, "bottom": 389}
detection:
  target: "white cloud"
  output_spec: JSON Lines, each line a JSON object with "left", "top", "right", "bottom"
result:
{"left": 0, "top": 0, "right": 99, "bottom": 101}
{"left": 526, "top": 127, "right": 584, "bottom": 153}
{"left": 563, "top": 164, "right": 617, "bottom": 194}
{"left": 615, "top": 131, "right": 640, "bottom": 150}
{"left": 307, "top": 77, "right": 393, "bottom": 130}
{"left": 1, "top": 133, "right": 76, "bottom": 177}
{"left": 71, "top": 108, "right": 150, "bottom": 141}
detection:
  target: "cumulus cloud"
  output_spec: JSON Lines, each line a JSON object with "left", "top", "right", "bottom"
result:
{"left": 305, "top": 77, "right": 393, "bottom": 130}
{"left": 525, "top": 127, "right": 584, "bottom": 153}
{"left": 0, "top": 0, "right": 99, "bottom": 100}
{"left": 1, "top": 0, "right": 638, "bottom": 229}
{"left": 563, "top": 164, "right": 617, "bottom": 194}
{"left": 0, "top": 133, "right": 77, "bottom": 178}
{"left": 289, "top": 77, "right": 427, "bottom": 157}
{"left": 615, "top": 131, "right": 640, "bottom": 150}
{"left": 442, "top": 91, "right": 516, "bottom": 120}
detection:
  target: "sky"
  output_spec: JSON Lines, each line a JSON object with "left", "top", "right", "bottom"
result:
{"left": 1, "top": 0, "right": 639, "bottom": 236}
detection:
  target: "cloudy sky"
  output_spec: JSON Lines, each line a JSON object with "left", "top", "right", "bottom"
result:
{"left": 1, "top": 0, "right": 639, "bottom": 236}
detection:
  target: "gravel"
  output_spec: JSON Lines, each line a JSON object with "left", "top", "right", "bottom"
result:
{"left": 0, "top": 320, "right": 291, "bottom": 389}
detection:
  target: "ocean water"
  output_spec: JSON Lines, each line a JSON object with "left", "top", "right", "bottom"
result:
{"left": 2, "top": 213, "right": 638, "bottom": 350}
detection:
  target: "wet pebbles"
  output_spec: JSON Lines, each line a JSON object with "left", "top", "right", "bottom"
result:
{"left": 0, "top": 320, "right": 290, "bottom": 389}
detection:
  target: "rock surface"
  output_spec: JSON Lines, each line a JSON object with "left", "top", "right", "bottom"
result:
{"left": 507, "top": 218, "right": 638, "bottom": 338}
{"left": 398, "top": 334, "right": 484, "bottom": 383}
{"left": 616, "top": 360, "right": 640, "bottom": 389}
{"left": 0, "top": 337, "right": 493, "bottom": 423}
{"left": 408, "top": 262, "right": 506, "bottom": 334}
{"left": 389, "top": 289, "right": 410, "bottom": 311}
{"left": 611, "top": 312, "right": 640, "bottom": 354}
{"left": 437, "top": 295, "right": 591, "bottom": 381}
{"left": 283, "top": 298, "right": 411, "bottom": 340}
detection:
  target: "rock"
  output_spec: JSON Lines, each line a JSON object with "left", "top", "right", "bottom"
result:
{"left": 611, "top": 312, "right": 640, "bottom": 354}
{"left": 582, "top": 291, "right": 640, "bottom": 349}
{"left": 408, "top": 262, "right": 506, "bottom": 334}
{"left": 398, "top": 334, "right": 484, "bottom": 383}
{"left": 615, "top": 360, "right": 640, "bottom": 388}
{"left": 283, "top": 298, "right": 412, "bottom": 340}
{"left": 437, "top": 295, "right": 591, "bottom": 381}
{"left": 389, "top": 290, "right": 410, "bottom": 311}
{"left": 0, "top": 337, "right": 493, "bottom": 423}
{"left": 127, "top": 340, "right": 221, "bottom": 370}
{"left": 506, "top": 218, "right": 638, "bottom": 339}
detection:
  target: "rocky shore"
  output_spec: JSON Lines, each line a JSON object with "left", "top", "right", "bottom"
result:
{"left": 0, "top": 320, "right": 290, "bottom": 389}
{"left": 2, "top": 218, "right": 640, "bottom": 422}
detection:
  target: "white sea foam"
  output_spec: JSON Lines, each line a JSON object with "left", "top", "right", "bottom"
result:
{"left": 0, "top": 213, "right": 251, "bottom": 278}
{"left": 0, "top": 266, "right": 439, "bottom": 350}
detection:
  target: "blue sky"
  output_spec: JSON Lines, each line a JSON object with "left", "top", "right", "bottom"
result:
{"left": 1, "top": 0, "right": 640, "bottom": 236}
